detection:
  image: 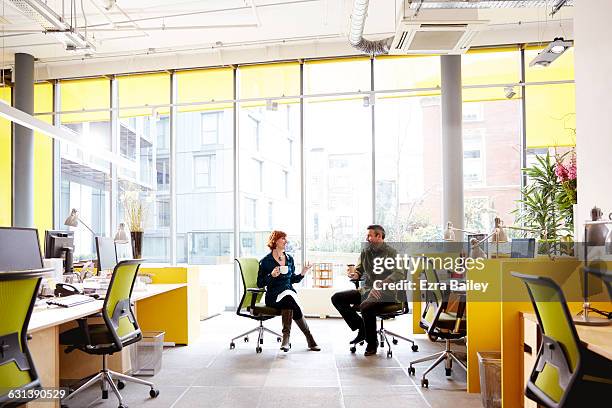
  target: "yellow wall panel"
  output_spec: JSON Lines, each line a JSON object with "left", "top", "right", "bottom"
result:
{"left": 118, "top": 73, "right": 170, "bottom": 117}
{"left": 0, "top": 87, "right": 11, "bottom": 226}
{"left": 177, "top": 68, "right": 233, "bottom": 111}
{"left": 304, "top": 58, "right": 370, "bottom": 95}
{"left": 60, "top": 77, "right": 110, "bottom": 123}
{"left": 375, "top": 55, "right": 441, "bottom": 91}
{"left": 526, "top": 83, "right": 576, "bottom": 148}
{"left": 239, "top": 62, "right": 300, "bottom": 104}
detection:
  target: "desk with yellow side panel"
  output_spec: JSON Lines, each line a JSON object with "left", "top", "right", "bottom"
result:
{"left": 411, "top": 256, "right": 612, "bottom": 408}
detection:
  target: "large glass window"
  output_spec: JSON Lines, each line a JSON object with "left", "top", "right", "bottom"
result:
{"left": 238, "top": 63, "right": 302, "bottom": 266}
{"left": 462, "top": 49, "right": 523, "bottom": 233}
{"left": 59, "top": 78, "right": 112, "bottom": 259}
{"left": 117, "top": 73, "right": 170, "bottom": 262}
{"left": 176, "top": 68, "right": 235, "bottom": 307}
{"left": 374, "top": 55, "right": 443, "bottom": 242}
{"left": 304, "top": 58, "right": 373, "bottom": 289}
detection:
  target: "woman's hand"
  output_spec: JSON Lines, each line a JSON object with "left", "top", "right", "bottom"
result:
{"left": 271, "top": 267, "right": 281, "bottom": 278}
{"left": 301, "top": 262, "right": 313, "bottom": 275}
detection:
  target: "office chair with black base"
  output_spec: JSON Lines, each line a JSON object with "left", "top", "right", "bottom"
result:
{"left": 59, "top": 260, "right": 159, "bottom": 408}
{"left": 348, "top": 280, "right": 419, "bottom": 358}
{"left": 0, "top": 270, "right": 44, "bottom": 407}
{"left": 408, "top": 266, "right": 467, "bottom": 388}
{"left": 229, "top": 258, "right": 283, "bottom": 353}
{"left": 513, "top": 272, "right": 612, "bottom": 408}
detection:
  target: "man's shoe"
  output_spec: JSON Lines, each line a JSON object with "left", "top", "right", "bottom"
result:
{"left": 364, "top": 344, "right": 378, "bottom": 356}
{"left": 350, "top": 329, "right": 366, "bottom": 345}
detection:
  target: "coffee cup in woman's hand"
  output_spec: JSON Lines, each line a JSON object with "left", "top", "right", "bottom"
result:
{"left": 271, "top": 267, "right": 281, "bottom": 277}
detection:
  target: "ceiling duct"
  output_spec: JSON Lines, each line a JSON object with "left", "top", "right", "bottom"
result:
{"left": 7, "top": 0, "right": 95, "bottom": 51}
{"left": 349, "top": 0, "right": 573, "bottom": 56}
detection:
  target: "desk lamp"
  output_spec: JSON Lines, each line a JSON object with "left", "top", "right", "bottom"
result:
{"left": 577, "top": 219, "right": 612, "bottom": 326}
{"left": 64, "top": 208, "right": 95, "bottom": 235}
{"left": 443, "top": 222, "right": 478, "bottom": 241}
{"left": 114, "top": 223, "right": 129, "bottom": 243}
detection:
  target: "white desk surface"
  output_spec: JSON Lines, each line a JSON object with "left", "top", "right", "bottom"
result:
{"left": 28, "top": 283, "right": 186, "bottom": 333}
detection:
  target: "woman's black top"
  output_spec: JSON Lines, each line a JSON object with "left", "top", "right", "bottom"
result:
{"left": 257, "top": 251, "right": 304, "bottom": 306}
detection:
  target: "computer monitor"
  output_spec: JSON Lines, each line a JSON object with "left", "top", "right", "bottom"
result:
{"left": 511, "top": 238, "right": 536, "bottom": 258}
{"left": 96, "top": 236, "right": 118, "bottom": 273}
{"left": 44, "top": 230, "right": 75, "bottom": 274}
{"left": 0, "top": 227, "right": 44, "bottom": 271}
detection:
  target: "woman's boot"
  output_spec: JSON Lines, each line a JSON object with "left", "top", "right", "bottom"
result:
{"left": 295, "top": 317, "right": 321, "bottom": 351}
{"left": 280, "top": 309, "right": 293, "bottom": 352}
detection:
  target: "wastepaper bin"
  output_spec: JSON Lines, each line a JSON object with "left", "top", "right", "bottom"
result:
{"left": 131, "top": 331, "right": 164, "bottom": 376}
{"left": 478, "top": 351, "right": 501, "bottom": 408}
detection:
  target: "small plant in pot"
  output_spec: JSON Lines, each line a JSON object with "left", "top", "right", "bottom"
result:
{"left": 122, "top": 191, "right": 148, "bottom": 259}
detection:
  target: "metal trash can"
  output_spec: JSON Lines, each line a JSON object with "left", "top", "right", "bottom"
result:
{"left": 478, "top": 351, "right": 502, "bottom": 408}
{"left": 131, "top": 331, "right": 165, "bottom": 376}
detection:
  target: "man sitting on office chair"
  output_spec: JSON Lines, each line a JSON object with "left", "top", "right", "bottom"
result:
{"left": 331, "top": 225, "right": 406, "bottom": 356}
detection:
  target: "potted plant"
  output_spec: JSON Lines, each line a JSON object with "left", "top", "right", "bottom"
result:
{"left": 122, "top": 191, "right": 147, "bottom": 259}
{"left": 514, "top": 150, "right": 576, "bottom": 256}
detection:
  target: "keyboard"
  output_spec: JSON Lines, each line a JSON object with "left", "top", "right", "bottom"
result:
{"left": 46, "top": 294, "right": 97, "bottom": 308}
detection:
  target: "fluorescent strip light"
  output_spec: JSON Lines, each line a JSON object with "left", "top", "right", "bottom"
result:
{"left": 0, "top": 102, "right": 135, "bottom": 170}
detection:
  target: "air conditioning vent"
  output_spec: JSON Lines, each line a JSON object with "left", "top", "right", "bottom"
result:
{"left": 389, "top": 8, "right": 487, "bottom": 55}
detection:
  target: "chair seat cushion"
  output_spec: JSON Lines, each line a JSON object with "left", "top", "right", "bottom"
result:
{"left": 434, "top": 312, "right": 467, "bottom": 332}
{"left": 248, "top": 303, "right": 282, "bottom": 316}
{"left": 60, "top": 324, "right": 115, "bottom": 348}
{"left": 377, "top": 303, "right": 404, "bottom": 317}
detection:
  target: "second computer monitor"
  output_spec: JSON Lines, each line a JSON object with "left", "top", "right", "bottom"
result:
{"left": 96, "top": 236, "right": 118, "bottom": 273}
{"left": 0, "top": 227, "right": 44, "bottom": 272}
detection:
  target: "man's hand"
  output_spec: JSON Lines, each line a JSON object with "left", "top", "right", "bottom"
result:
{"left": 347, "top": 267, "right": 360, "bottom": 280}
{"left": 368, "top": 289, "right": 382, "bottom": 301}
{"left": 271, "top": 267, "right": 281, "bottom": 278}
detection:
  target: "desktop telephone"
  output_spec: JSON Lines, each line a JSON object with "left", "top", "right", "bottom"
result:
{"left": 55, "top": 283, "right": 81, "bottom": 297}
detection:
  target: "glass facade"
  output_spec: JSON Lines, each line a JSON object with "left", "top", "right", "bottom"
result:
{"left": 47, "top": 48, "right": 575, "bottom": 301}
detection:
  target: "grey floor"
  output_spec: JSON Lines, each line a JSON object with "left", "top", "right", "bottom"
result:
{"left": 63, "top": 313, "right": 482, "bottom": 408}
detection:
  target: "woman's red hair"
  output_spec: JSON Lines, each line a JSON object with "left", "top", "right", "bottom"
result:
{"left": 267, "top": 230, "right": 287, "bottom": 250}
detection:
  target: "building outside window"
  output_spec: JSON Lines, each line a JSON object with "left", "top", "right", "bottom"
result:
{"left": 463, "top": 130, "right": 485, "bottom": 185}
{"left": 194, "top": 155, "right": 215, "bottom": 188}
{"left": 201, "top": 112, "right": 221, "bottom": 145}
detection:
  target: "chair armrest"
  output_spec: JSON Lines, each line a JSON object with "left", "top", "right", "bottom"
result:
{"left": 246, "top": 288, "right": 265, "bottom": 309}
{"left": 246, "top": 287, "right": 266, "bottom": 293}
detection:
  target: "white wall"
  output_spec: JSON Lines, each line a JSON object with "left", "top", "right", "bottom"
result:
{"left": 574, "top": 0, "right": 612, "bottom": 237}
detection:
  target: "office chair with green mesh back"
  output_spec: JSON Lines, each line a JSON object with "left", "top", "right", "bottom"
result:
{"left": 513, "top": 272, "right": 612, "bottom": 408}
{"left": 0, "top": 270, "right": 44, "bottom": 407}
{"left": 60, "top": 260, "right": 159, "bottom": 408}
{"left": 408, "top": 262, "right": 467, "bottom": 388}
{"left": 230, "top": 258, "right": 283, "bottom": 353}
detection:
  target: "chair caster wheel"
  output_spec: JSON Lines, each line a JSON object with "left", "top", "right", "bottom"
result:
{"left": 277, "top": 337, "right": 281, "bottom": 342}
{"left": 392, "top": 339, "right": 398, "bottom": 345}
{"left": 359, "top": 341, "right": 364, "bottom": 346}
{"left": 117, "top": 380, "right": 125, "bottom": 390}
{"left": 230, "top": 342, "right": 235, "bottom": 349}
{"left": 149, "top": 389, "right": 160, "bottom": 398}
{"left": 445, "top": 368, "right": 452, "bottom": 376}
{"left": 256, "top": 346, "right": 262, "bottom": 353}
{"left": 118, "top": 404, "right": 128, "bottom": 408}
{"left": 386, "top": 351, "right": 392, "bottom": 358}
{"left": 421, "top": 378, "right": 429, "bottom": 388}
{"left": 244, "top": 337, "right": 249, "bottom": 342}
{"left": 412, "top": 344, "right": 419, "bottom": 352}
{"left": 408, "top": 367, "right": 415, "bottom": 376}
{"left": 350, "top": 346, "right": 356, "bottom": 353}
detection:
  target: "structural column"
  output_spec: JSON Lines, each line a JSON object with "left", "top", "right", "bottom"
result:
{"left": 13, "top": 53, "right": 35, "bottom": 227}
{"left": 441, "top": 55, "right": 464, "bottom": 239}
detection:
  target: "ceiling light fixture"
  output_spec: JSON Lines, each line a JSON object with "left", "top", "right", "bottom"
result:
{"left": 529, "top": 37, "right": 572, "bottom": 67}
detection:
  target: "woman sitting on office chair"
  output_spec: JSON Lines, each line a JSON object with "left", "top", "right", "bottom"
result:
{"left": 257, "top": 230, "right": 320, "bottom": 352}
